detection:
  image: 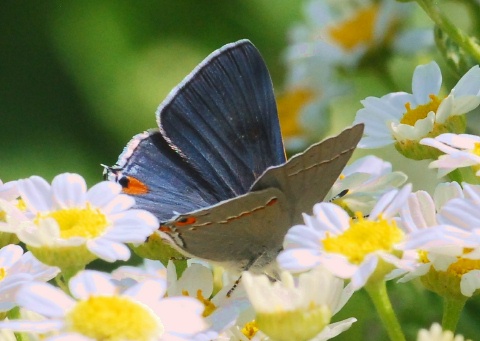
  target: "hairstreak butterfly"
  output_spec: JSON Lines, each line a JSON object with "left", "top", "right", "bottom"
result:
{"left": 105, "top": 39, "right": 364, "bottom": 275}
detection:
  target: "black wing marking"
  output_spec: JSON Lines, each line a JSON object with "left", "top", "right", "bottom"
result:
{"left": 157, "top": 40, "right": 285, "bottom": 198}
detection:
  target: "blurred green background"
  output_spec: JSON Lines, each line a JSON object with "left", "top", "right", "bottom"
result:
{"left": 1, "top": 1, "right": 302, "bottom": 185}
{"left": 2, "top": 1, "right": 480, "bottom": 340}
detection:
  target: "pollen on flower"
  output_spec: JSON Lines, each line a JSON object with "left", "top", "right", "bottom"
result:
{"left": 195, "top": 289, "right": 217, "bottom": 317}
{"left": 447, "top": 258, "right": 480, "bottom": 277}
{"left": 0, "top": 267, "right": 6, "bottom": 281}
{"left": 327, "top": 4, "right": 379, "bottom": 51}
{"left": 36, "top": 204, "right": 109, "bottom": 239}
{"left": 322, "top": 214, "right": 404, "bottom": 264}
{"left": 242, "top": 320, "right": 259, "bottom": 339}
{"left": 66, "top": 295, "right": 163, "bottom": 341}
{"left": 400, "top": 94, "right": 443, "bottom": 126}
{"left": 473, "top": 142, "right": 480, "bottom": 156}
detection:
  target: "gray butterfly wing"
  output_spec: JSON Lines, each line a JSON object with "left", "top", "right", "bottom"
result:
{"left": 251, "top": 124, "right": 364, "bottom": 224}
{"left": 160, "top": 187, "right": 289, "bottom": 273}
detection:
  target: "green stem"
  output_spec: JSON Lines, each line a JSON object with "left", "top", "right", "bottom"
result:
{"left": 442, "top": 296, "right": 467, "bottom": 332}
{"left": 415, "top": 0, "right": 480, "bottom": 63}
{"left": 365, "top": 281, "right": 406, "bottom": 341}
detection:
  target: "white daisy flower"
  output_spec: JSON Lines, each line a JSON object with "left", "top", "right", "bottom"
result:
{"left": 327, "top": 155, "right": 407, "bottom": 215}
{"left": 278, "top": 185, "right": 412, "bottom": 290}
{"left": 0, "top": 270, "right": 208, "bottom": 341}
{"left": 421, "top": 133, "right": 480, "bottom": 177}
{"left": 167, "top": 261, "right": 252, "bottom": 341}
{"left": 0, "top": 173, "right": 159, "bottom": 271}
{"left": 417, "top": 323, "right": 470, "bottom": 341}
{"left": 277, "top": 47, "right": 347, "bottom": 150}
{"left": 286, "top": 0, "right": 415, "bottom": 68}
{"left": 354, "top": 62, "right": 480, "bottom": 159}
{"left": 242, "top": 268, "right": 356, "bottom": 341}
{"left": 0, "top": 244, "right": 59, "bottom": 313}
{"left": 111, "top": 259, "right": 167, "bottom": 291}
{"left": 399, "top": 184, "right": 480, "bottom": 297}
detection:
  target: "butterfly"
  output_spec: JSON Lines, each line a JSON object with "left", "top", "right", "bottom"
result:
{"left": 105, "top": 39, "right": 364, "bottom": 274}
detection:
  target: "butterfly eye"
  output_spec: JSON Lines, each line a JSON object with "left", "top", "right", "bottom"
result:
{"left": 175, "top": 216, "right": 197, "bottom": 226}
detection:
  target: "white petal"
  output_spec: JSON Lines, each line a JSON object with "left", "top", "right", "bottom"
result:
{"left": 0, "top": 244, "right": 23, "bottom": 268}
{"left": 86, "top": 181, "right": 122, "bottom": 209}
{"left": 400, "top": 191, "right": 436, "bottom": 231}
{"left": 155, "top": 297, "right": 207, "bottom": 335}
{"left": 433, "top": 182, "right": 463, "bottom": 210}
{"left": 435, "top": 94, "right": 454, "bottom": 123}
{"left": 452, "top": 95, "right": 480, "bottom": 114}
{"left": 350, "top": 255, "right": 378, "bottom": 290}
{"left": 16, "top": 283, "right": 75, "bottom": 317}
{"left": 0, "top": 320, "right": 65, "bottom": 333}
{"left": 69, "top": 270, "right": 116, "bottom": 299}
{"left": 124, "top": 279, "right": 166, "bottom": 303}
{"left": 48, "top": 333, "right": 93, "bottom": 341}
{"left": 436, "top": 133, "right": 480, "bottom": 149}
{"left": 452, "top": 65, "right": 480, "bottom": 96}
{"left": 277, "top": 248, "right": 322, "bottom": 272}
{"left": 312, "top": 203, "right": 350, "bottom": 233}
{"left": 283, "top": 224, "right": 324, "bottom": 250}
{"left": 412, "top": 62, "right": 442, "bottom": 104}
{"left": 174, "top": 263, "right": 213, "bottom": 298}
{"left": 460, "top": 270, "right": 480, "bottom": 297}
{"left": 0, "top": 181, "right": 19, "bottom": 201}
{"left": 312, "top": 318, "right": 357, "bottom": 341}
{"left": 87, "top": 238, "right": 130, "bottom": 262}
{"left": 51, "top": 173, "right": 87, "bottom": 209}
{"left": 321, "top": 255, "right": 358, "bottom": 280}
{"left": 17, "top": 176, "right": 52, "bottom": 213}
{"left": 101, "top": 194, "right": 135, "bottom": 214}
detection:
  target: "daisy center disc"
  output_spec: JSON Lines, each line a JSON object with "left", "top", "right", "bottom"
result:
{"left": 277, "top": 87, "right": 314, "bottom": 138}
{"left": 322, "top": 215, "right": 404, "bottom": 264}
{"left": 66, "top": 295, "right": 164, "bottom": 341}
{"left": 327, "top": 4, "right": 378, "bottom": 51}
{"left": 448, "top": 257, "right": 480, "bottom": 277}
{"left": 37, "top": 205, "right": 109, "bottom": 239}
{"left": 400, "top": 94, "right": 443, "bottom": 126}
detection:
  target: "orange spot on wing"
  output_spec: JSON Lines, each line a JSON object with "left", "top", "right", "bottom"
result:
{"left": 122, "top": 176, "right": 149, "bottom": 195}
{"left": 159, "top": 225, "right": 172, "bottom": 232}
{"left": 174, "top": 216, "right": 197, "bottom": 227}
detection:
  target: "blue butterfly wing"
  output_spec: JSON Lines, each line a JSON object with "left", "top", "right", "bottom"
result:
{"left": 106, "top": 129, "right": 228, "bottom": 222}
{"left": 156, "top": 40, "right": 286, "bottom": 199}
{"left": 106, "top": 40, "right": 285, "bottom": 222}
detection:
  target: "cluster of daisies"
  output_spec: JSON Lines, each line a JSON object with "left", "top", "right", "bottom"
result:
{"left": 2, "top": 0, "right": 480, "bottom": 340}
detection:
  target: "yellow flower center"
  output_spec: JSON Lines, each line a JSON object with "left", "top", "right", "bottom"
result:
{"left": 472, "top": 142, "right": 480, "bottom": 156}
{"left": 448, "top": 258, "right": 480, "bottom": 277}
{"left": 242, "top": 320, "right": 259, "bottom": 339}
{"left": 277, "top": 87, "right": 315, "bottom": 138}
{"left": 322, "top": 213, "right": 404, "bottom": 264}
{"left": 66, "top": 296, "right": 163, "bottom": 341}
{"left": 400, "top": 94, "right": 443, "bottom": 126}
{"left": 36, "top": 205, "right": 109, "bottom": 239}
{"left": 327, "top": 4, "right": 379, "bottom": 51}
{"left": 0, "top": 267, "right": 6, "bottom": 281}
{"left": 16, "top": 199, "right": 27, "bottom": 211}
